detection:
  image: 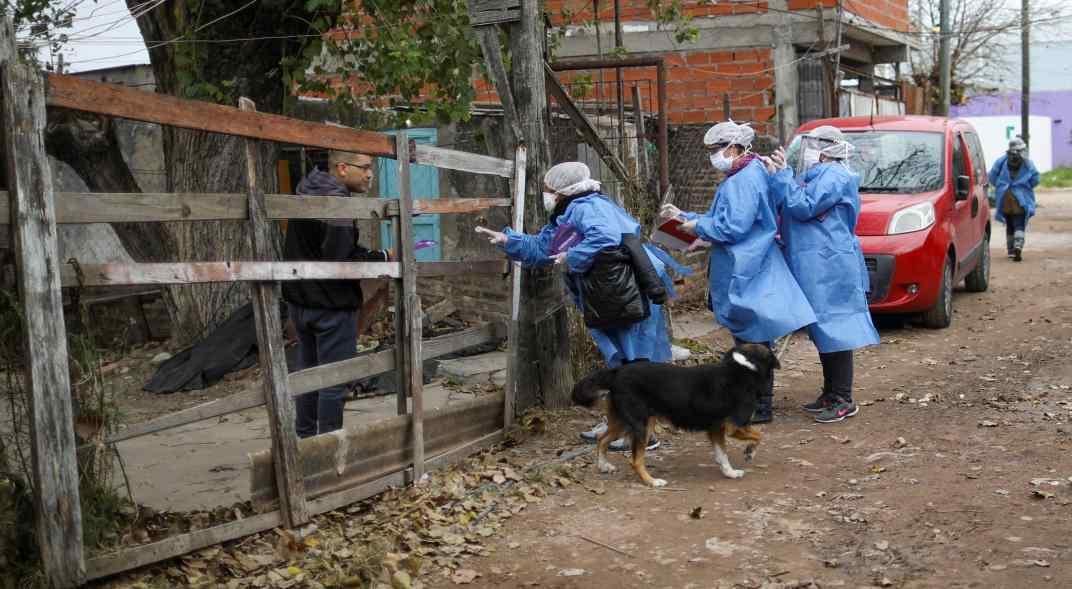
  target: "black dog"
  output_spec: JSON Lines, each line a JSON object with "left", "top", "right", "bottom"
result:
{"left": 571, "top": 343, "right": 779, "bottom": 487}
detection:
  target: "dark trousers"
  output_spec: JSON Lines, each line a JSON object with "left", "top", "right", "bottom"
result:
{"left": 1005, "top": 214, "right": 1027, "bottom": 252}
{"left": 289, "top": 303, "right": 358, "bottom": 438}
{"left": 819, "top": 350, "right": 854, "bottom": 402}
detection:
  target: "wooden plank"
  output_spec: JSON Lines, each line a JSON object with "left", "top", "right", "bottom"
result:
{"left": 468, "top": 0, "right": 521, "bottom": 26}
{"left": 411, "top": 197, "right": 511, "bottom": 214}
{"left": 85, "top": 511, "right": 283, "bottom": 581}
{"left": 250, "top": 395, "right": 504, "bottom": 504}
{"left": 98, "top": 323, "right": 505, "bottom": 447}
{"left": 393, "top": 133, "right": 417, "bottom": 472}
{"left": 422, "top": 298, "right": 457, "bottom": 331}
{"left": 58, "top": 261, "right": 401, "bottom": 287}
{"left": 0, "top": 193, "right": 510, "bottom": 223}
{"left": 408, "top": 294, "right": 425, "bottom": 481}
{"left": 543, "top": 63, "right": 635, "bottom": 190}
{"left": 45, "top": 74, "right": 396, "bottom": 157}
{"left": 0, "top": 19, "right": 85, "bottom": 587}
{"left": 413, "top": 144, "right": 513, "bottom": 178}
{"left": 307, "top": 429, "right": 504, "bottom": 516}
{"left": 416, "top": 260, "right": 508, "bottom": 276}
{"left": 504, "top": 145, "right": 526, "bottom": 431}
{"left": 240, "top": 97, "right": 308, "bottom": 529}
{"left": 631, "top": 85, "right": 649, "bottom": 178}
{"left": 471, "top": 18, "right": 523, "bottom": 143}
{"left": 108, "top": 390, "right": 263, "bottom": 445}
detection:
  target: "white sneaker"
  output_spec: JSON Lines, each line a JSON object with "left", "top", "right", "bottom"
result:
{"left": 671, "top": 345, "right": 692, "bottom": 362}
{"left": 610, "top": 436, "right": 661, "bottom": 452}
{"left": 580, "top": 417, "right": 608, "bottom": 441}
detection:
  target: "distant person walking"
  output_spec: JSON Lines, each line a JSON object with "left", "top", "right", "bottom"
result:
{"left": 990, "top": 137, "right": 1040, "bottom": 262}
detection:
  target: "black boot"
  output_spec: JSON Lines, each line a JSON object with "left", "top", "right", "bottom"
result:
{"left": 751, "top": 393, "right": 774, "bottom": 424}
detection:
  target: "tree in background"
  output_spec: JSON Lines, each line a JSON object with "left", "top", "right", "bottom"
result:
{"left": 909, "top": 0, "right": 1068, "bottom": 110}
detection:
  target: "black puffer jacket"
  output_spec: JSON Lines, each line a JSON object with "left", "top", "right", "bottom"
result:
{"left": 554, "top": 192, "right": 667, "bottom": 328}
{"left": 281, "top": 169, "right": 388, "bottom": 311}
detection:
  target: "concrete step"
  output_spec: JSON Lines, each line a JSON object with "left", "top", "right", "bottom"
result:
{"left": 436, "top": 351, "right": 507, "bottom": 387}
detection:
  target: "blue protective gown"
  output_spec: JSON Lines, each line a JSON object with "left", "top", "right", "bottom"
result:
{"left": 499, "top": 193, "right": 673, "bottom": 367}
{"left": 685, "top": 159, "right": 816, "bottom": 343}
{"left": 989, "top": 154, "right": 1040, "bottom": 224}
{"left": 769, "top": 162, "right": 880, "bottom": 353}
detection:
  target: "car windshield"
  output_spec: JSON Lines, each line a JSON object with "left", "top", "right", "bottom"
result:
{"left": 786, "top": 131, "right": 945, "bottom": 194}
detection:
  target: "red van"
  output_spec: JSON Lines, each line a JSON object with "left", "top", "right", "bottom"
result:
{"left": 790, "top": 116, "right": 991, "bottom": 328}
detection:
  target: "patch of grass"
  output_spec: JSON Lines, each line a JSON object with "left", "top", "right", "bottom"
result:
{"left": 1040, "top": 167, "right": 1072, "bottom": 189}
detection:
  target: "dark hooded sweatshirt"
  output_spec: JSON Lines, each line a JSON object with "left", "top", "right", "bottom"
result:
{"left": 282, "top": 168, "right": 388, "bottom": 311}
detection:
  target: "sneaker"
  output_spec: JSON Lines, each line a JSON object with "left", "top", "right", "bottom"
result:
{"left": 802, "top": 392, "right": 834, "bottom": 414}
{"left": 579, "top": 417, "right": 608, "bottom": 442}
{"left": 814, "top": 398, "right": 859, "bottom": 424}
{"left": 749, "top": 411, "right": 773, "bottom": 425}
{"left": 1013, "top": 248, "right": 1023, "bottom": 262}
{"left": 609, "top": 436, "right": 661, "bottom": 452}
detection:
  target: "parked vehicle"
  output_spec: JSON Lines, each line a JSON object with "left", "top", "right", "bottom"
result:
{"left": 789, "top": 116, "right": 992, "bottom": 328}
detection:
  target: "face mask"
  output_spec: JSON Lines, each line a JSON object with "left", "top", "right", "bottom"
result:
{"left": 710, "top": 150, "right": 735, "bottom": 172}
{"left": 543, "top": 192, "right": 558, "bottom": 213}
{"left": 802, "top": 149, "right": 822, "bottom": 171}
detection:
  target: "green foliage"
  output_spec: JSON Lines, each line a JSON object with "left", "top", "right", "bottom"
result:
{"left": 1040, "top": 167, "right": 1072, "bottom": 189}
{"left": 646, "top": 0, "right": 699, "bottom": 45}
{"left": 3, "top": 0, "right": 80, "bottom": 64}
{"left": 293, "top": 0, "right": 482, "bottom": 125}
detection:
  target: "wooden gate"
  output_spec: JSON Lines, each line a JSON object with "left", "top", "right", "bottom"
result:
{"left": 0, "top": 18, "right": 526, "bottom": 587}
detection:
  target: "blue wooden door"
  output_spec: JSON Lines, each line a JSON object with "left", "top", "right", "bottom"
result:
{"left": 378, "top": 128, "right": 441, "bottom": 261}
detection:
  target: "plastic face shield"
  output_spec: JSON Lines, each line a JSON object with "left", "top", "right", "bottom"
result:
{"left": 796, "top": 135, "right": 839, "bottom": 175}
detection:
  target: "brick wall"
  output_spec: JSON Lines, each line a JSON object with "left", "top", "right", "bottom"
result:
{"left": 546, "top": 49, "right": 776, "bottom": 131}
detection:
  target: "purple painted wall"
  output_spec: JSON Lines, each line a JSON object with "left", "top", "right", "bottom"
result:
{"left": 952, "top": 90, "right": 1072, "bottom": 168}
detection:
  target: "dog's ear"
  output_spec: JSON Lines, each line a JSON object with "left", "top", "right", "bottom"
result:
{"left": 731, "top": 351, "right": 759, "bottom": 372}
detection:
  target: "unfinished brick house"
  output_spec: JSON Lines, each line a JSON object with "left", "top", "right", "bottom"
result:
{"left": 537, "top": 0, "right": 915, "bottom": 213}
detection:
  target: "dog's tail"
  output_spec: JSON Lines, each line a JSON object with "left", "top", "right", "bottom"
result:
{"left": 571, "top": 367, "right": 618, "bottom": 407}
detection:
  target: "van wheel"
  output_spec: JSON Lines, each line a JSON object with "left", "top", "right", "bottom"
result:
{"left": 964, "top": 233, "right": 990, "bottom": 292}
{"left": 921, "top": 256, "right": 954, "bottom": 329}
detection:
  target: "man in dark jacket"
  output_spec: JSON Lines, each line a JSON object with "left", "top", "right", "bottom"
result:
{"left": 283, "top": 150, "right": 390, "bottom": 438}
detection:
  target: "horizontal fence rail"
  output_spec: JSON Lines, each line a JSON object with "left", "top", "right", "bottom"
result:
{"left": 44, "top": 74, "right": 514, "bottom": 177}
{"left": 0, "top": 192, "right": 511, "bottom": 222}
{"left": 58, "top": 261, "right": 402, "bottom": 286}
{"left": 250, "top": 395, "right": 504, "bottom": 505}
{"left": 56, "top": 260, "right": 508, "bottom": 287}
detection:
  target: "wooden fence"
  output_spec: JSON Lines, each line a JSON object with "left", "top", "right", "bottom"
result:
{"left": 0, "top": 19, "right": 524, "bottom": 587}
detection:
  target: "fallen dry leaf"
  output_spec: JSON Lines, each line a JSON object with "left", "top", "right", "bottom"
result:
{"left": 451, "top": 568, "right": 480, "bottom": 584}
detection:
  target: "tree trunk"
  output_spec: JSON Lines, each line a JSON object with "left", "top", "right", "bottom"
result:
{"left": 509, "top": 0, "right": 573, "bottom": 409}
{"left": 127, "top": 1, "right": 319, "bottom": 344}
{"left": 45, "top": 109, "right": 171, "bottom": 263}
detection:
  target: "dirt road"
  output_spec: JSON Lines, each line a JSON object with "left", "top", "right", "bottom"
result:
{"left": 452, "top": 191, "right": 1072, "bottom": 588}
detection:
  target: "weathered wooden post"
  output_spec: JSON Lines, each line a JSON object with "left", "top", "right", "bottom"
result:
{"left": 239, "top": 97, "right": 309, "bottom": 527}
{"left": 0, "top": 16, "right": 85, "bottom": 587}
{"left": 393, "top": 132, "right": 425, "bottom": 480}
